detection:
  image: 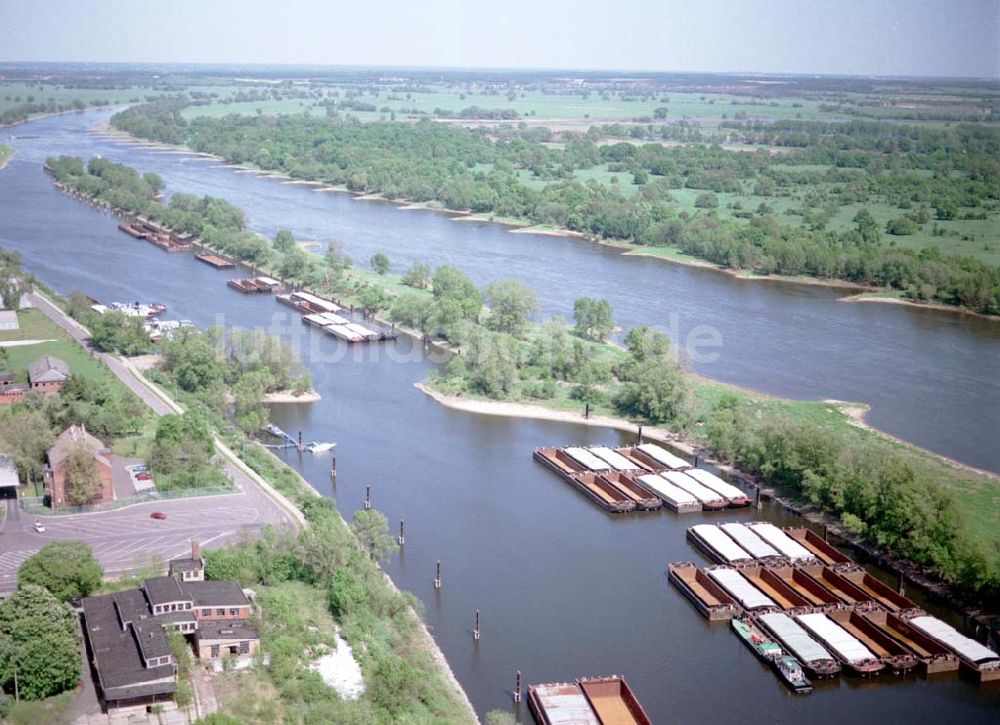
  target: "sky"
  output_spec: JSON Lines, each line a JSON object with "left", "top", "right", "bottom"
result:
{"left": 0, "top": 0, "right": 997, "bottom": 78}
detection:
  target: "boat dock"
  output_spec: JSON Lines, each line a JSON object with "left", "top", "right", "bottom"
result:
{"left": 534, "top": 444, "right": 749, "bottom": 514}
{"left": 195, "top": 252, "right": 235, "bottom": 269}
{"left": 527, "top": 676, "right": 651, "bottom": 725}
{"left": 227, "top": 276, "right": 282, "bottom": 294}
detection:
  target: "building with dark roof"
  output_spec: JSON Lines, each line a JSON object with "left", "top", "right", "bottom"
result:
{"left": 27, "top": 354, "right": 70, "bottom": 393}
{"left": 169, "top": 540, "right": 205, "bottom": 582}
{"left": 81, "top": 553, "right": 258, "bottom": 712}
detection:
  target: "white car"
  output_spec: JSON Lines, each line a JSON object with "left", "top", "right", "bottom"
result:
{"left": 32, "top": 521, "right": 45, "bottom": 533}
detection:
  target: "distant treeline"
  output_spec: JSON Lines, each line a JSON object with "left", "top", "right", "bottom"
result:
{"left": 109, "top": 101, "right": 1000, "bottom": 314}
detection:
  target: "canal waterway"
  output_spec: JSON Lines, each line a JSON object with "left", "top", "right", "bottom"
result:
{"left": 1, "top": 109, "right": 998, "bottom": 722}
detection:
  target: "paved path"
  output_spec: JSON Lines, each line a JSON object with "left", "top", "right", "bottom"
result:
{"left": 0, "top": 292, "right": 303, "bottom": 593}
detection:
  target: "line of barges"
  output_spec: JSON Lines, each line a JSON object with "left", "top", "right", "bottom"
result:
{"left": 669, "top": 521, "right": 1000, "bottom": 684}
{"left": 533, "top": 442, "right": 750, "bottom": 514}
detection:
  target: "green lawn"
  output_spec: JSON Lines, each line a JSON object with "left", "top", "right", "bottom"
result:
{"left": 0, "top": 309, "right": 116, "bottom": 386}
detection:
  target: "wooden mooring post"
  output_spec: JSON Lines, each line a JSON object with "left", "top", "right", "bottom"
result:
{"left": 637, "top": 425, "right": 643, "bottom": 444}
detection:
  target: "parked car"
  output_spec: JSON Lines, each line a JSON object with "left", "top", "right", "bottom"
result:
{"left": 135, "top": 472, "right": 152, "bottom": 481}
{"left": 32, "top": 521, "right": 45, "bottom": 533}
{"left": 150, "top": 512, "right": 167, "bottom": 520}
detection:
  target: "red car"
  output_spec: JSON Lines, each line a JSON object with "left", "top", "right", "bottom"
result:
{"left": 150, "top": 512, "right": 167, "bottom": 520}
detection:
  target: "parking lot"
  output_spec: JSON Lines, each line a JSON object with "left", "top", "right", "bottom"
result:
{"left": 0, "top": 479, "right": 296, "bottom": 591}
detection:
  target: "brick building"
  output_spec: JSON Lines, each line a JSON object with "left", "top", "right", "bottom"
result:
{"left": 45, "top": 425, "right": 114, "bottom": 509}
{"left": 82, "top": 542, "right": 259, "bottom": 712}
{"left": 27, "top": 354, "right": 70, "bottom": 393}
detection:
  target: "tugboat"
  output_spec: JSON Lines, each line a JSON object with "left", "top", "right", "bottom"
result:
{"left": 772, "top": 654, "right": 813, "bottom": 694}
{"left": 732, "top": 617, "right": 782, "bottom": 662}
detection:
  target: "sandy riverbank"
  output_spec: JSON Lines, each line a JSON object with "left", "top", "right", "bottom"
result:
{"left": 0, "top": 147, "right": 13, "bottom": 171}
{"left": 263, "top": 390, "right": 322, "bottom": 403}
{"left": 839, "top": 292, "right": 999, "bottom": 320}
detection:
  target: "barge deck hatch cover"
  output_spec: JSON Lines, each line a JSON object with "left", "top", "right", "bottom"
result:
{"left": 796, "top": 612, "right": 877, "bottom": 665}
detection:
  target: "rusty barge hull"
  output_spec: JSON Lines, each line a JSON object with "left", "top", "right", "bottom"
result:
{"left": 528, "top": 676, "right": 651, "bottom": 725}
{"left": 784, "top": 527, "right": 853, "bottom": 565}
{"left": 862, "top": 609, "right": 958, "bottom": 674}
{"left": 825, "top": 607, "right": 920, "bottom": 673}
{"left": 668, "top": 562, "right": 741, "bottom": 621}
{"left": 533, "top": 449, "right": 635, "bottom": 513}
{"left": 195, "top": 253, "right": 235, "bottom": 269}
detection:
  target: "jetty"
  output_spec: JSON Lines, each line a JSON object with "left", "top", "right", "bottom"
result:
{"left": 528, "top": 676, "right": 651, "bottom": 725}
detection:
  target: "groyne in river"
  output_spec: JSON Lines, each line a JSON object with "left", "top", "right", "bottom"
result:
{"left": 1, "top": 109, "right": 998, "bottom": 722}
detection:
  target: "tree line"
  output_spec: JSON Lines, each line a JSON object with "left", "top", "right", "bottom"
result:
{"left": 109, "top": 101, "right": 1000, "bottom": 314}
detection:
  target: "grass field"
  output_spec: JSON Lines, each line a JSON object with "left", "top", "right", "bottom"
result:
{"left": 0, "top": 308, "right": 117, "bottom": 386}
{"left": 182, "top": 86, "right": 849, "bottom": 125}
{"left": 0, "top": 81, "right": 158, "bottom": 116}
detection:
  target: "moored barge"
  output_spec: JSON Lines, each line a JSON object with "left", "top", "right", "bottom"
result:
{"left": 227, "top": 276, "right": 282, "bottom": 294}
{"left": 861, "top": 608, "right": 958, "bottom": 674}
{"left": 901, "top": 613, "right": 1000, "bottom": 682}
{"left": 195, "top": 252, "right": 235, "bottom": 269}
{"left": 528, "top": 676, "right": 651, "bottom": 725}
{"left": 533, "top": 448, "right": 635, "bottom": 513}
{"left": 661, "top": 470, "right": 727, "bottom": 510}
{"left": 636, "top": 473, "right": 701, "bottom": 513}
{"left": 685, "top": 467, "right": 750, "bottom": 507}
{"left": 794, "top": 610, "right": 884, "bottom": 676}
{"left": 623, "top": 442, "right": 690, "bottom": 471}
{"left": 668, "top": 562, "right": 741, "bottom": 620}
{"left": 824, "top": 605, "right": 920, "bottom": 673}
{"left": 754, "top": 611, "right": 841, "bottom": 678}
{"left": 687, "top": 524, "right": 754, "bottom": 566}
{"left": 705, "top": 566, "right": 779, "bottom": 612}
{"left": 784, "top": 527, "right": 852, "bottom": 565}
{"left": 746, "top": 522, "right": 817, "bottom": 563}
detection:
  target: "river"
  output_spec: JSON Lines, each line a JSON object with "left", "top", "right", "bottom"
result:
{"left": 1, "top": 109, "right": 998, "bottom": 722}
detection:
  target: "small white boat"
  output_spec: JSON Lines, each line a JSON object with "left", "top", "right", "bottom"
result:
{"left": 306, "top": 442, "right": 336, "bottom": 454}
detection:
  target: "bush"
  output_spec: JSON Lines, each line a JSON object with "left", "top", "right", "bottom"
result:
{"left": 17, "top": 541, "right": 102, "bottom": 602}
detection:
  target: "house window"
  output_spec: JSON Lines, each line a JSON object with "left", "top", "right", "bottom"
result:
{"left": 229, "top": 608, "right": 239, "bottom": 616}
{"left": 239, "top": 640, "right": 250, "bottom": 654}
{"left": 202, "top": 608, "right": 211, "bottom": 616}
{"left": 210, "top": 644, "right": 220, "bottom": 657}
{"left": 216, "top": 608, "right": 225, "bottom": 616}
{"left": 185, "top": 602, "right": 191, "bottom": 610}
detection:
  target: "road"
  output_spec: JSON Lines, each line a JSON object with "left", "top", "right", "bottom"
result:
{"left": 0, "top": 292, "right": 302, "bottom": 592}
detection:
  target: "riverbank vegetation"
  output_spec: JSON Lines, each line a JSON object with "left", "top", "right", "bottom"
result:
{"left": 110, "top": 98, "right": 1000, "bottom": 313}
{"left": 203, "top": 502, "right": 472, "bottom": 722}
{"left": 40, "top": 157, "right": 1000, "bottom": 598}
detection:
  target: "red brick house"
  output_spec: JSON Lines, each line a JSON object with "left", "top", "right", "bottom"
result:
{"left": 0, "top": 372, "right": 27, "bottom": 405}
{"left": 28, "top": 355, "right": 70, "bottom": 394}
{"left": 45, "top": 425, "right": 114, "bottom": 509}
